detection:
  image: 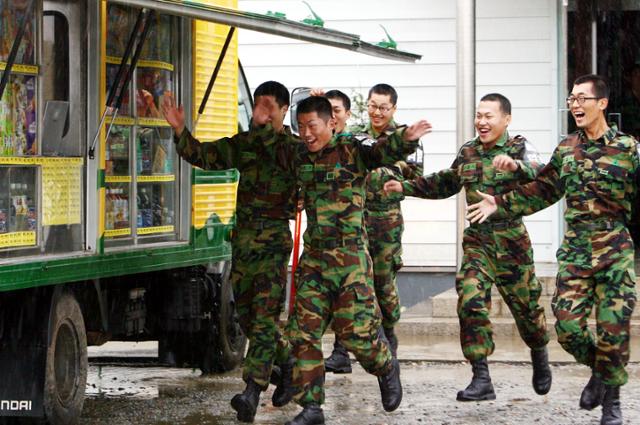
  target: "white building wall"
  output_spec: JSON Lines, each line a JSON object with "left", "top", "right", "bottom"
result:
{"left": 238, "top": 0, "right": 561, "bottom": 267}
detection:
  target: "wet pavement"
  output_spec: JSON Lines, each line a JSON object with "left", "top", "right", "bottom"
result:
{"left": 81, "top": 337, "right": 640, "bottom": 425}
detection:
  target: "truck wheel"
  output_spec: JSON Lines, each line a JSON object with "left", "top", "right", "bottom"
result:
{"left": 200, "top": 270, "right": 246, "bottom": 374}
{"left": 43, "top": 291, "right": 87, "bottom": 425}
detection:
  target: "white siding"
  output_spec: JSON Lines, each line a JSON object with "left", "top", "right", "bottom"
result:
{"left": 239, "top": 0, "right": 561, "bottom": 267}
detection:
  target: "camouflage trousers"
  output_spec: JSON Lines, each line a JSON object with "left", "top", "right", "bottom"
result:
{"left": 287, "top": 243, "right": 393, "bottom": 406}
{"left": 457, "top": 223, "right": 549, "bottom": 361}
{"left": 231, "top": 221, "right": 292, "bottom": 388}
{"left": 365, "top": 206, "right": 403, "bottom": 329}
{"left": 552, "top": 226, "right": 637, "bottom": 386}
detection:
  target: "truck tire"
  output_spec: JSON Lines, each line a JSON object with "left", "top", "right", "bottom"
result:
{"left": 200, "top": 270, "right": 246, "bottom": 374}
{"left": 43, "top": 290, "right": 87, "bottom": 425}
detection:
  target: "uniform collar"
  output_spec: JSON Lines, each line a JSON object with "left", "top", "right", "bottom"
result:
{"left": 365, "top": 119, "right": 398, "bottom": 138}
{"left": 307, "top": 134, "right": 340, "bottom": 161}
{"left": 473, "top": 130, "right": 509, "bottom": 152}
{"left": 578, "top": 124, "right": 617, "bottom": 146}
{"left": 248, "top": 123, "right": 290, "bottom": 146}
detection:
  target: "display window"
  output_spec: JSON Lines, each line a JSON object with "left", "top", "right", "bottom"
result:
{"left": 105, "top": 4, "right": 178, "bottom": 245}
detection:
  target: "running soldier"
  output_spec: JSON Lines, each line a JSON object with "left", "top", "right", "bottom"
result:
{"left": 285, "top": 96, "right": 431, "bottom": 425}
{"left": 385, "top": 93, "right": 552, "bottom": 401}
{"left": 467, "top": 75, "right": 638, "bottom": 425}
{"left": 162, "top": 81, "right": 297, "bottom": 422}
{"left": 326, "top": 84, "right": 420, "bottom": 373}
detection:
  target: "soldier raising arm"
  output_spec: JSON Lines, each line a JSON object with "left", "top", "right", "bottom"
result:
{"left": 384, "top": 93, "right": 552, "bottom": 403}
{"left": 467, "top": 75, "right": 640, "bottom": 425}
{"left": 162, "top": 81, "right": 298, "bottom": 422}
{"left": 284, "top": 96, "right": 430, "bottom": 425}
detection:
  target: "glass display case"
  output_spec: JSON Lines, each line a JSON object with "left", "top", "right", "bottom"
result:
{"left": 104, "top": 4, "right": 179, "bottom": 247}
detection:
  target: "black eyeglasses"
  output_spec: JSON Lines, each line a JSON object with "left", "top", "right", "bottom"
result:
{"left": 565, "top": 95, "right": 601, "bottom": 106}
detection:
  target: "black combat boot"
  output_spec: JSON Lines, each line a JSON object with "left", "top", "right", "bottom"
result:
{"left": 272, "top": 355, "right": 295, "bottom": 407}
{"left": 531, "top": 347, "right": 552, "bottom": 395}
{"left": 230, "top": 379, "right": 262, "bottom": 423}
{"left": 324, "top": 338, "right": 352, "bottom": 374}
{"left": 377, "top": 357, "right": 402, "bottom": 412}
{"left": 284, "top": 403, "right": 325, "bottom": 425}
{"left": 600, "top": 385, "right": 622, "bottom": 425}
{"left": 456, "top": 358, "right": 496, "bottom": 401}
{"left": 384, "top": 326, "right": 398, "bottom": 358}
{"left": 580, "top": 374, "right": 605, "bottom": 410}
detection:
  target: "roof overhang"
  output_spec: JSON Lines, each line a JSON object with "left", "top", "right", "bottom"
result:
{"left": 107, "top": 0, "right": 422, "bottom": 63}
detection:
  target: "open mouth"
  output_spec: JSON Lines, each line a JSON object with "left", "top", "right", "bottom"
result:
{"left": 478, "top": 128, "right": 491, "bottom": 136}
{"left": 573, "top": 111, "right": 585, "bottom": 120}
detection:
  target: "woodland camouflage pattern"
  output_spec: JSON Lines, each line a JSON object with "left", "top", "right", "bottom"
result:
{"left": 360, "top": 121, "right": 420, "bottom": 328}
{"left": 496, "top": 126, "right": 640, "bottom": 386}
{"left": 287, "top": 131, "right": 418, "bottom": 406}
{"left": 366, "top": 160, "right": 422, "bottom": 328}
{"left": 403, "top": 132, "right": 549, "bottom": 360}
{"left": 175, "top": 124, "right": 297, "bottom": 388}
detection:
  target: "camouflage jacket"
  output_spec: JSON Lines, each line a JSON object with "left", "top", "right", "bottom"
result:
{"left": 496, "top": 126, "right": 640, "bottom": 226}
{"left": 297, "top": 132, "right": 418, "bottom": 248}
{"left": 174, "top": 124, "right": 299, "bottom": 223}
{"left": 403, "top": 132, "right": 542, "bottom": 221}
{"left": 357, "top": 121, "right": 421, "bottom": 210}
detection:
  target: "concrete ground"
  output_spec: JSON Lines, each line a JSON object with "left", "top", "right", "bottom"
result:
{"left": 82, "top": 343, "right": 640, "bottom": 425}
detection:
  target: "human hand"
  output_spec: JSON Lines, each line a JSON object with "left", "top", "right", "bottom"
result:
{"left": 403, "top": 120, "right": 432, "bottom": 141}
{"left": 466, "top": 191, "right": 497, "bottom": 223}
{"left": 383, "top": 180, "right": 403, "bottom": 194}
{"left": 161, "top": 93, "right": 185, "bottom": 136}
{"left": 493, "top": 155, "right": 518, "bottom": 172}
{"left": 310, "top": 88, "right": 325, "bottom": 97}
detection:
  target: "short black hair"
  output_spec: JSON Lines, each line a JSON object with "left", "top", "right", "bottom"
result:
{"left": 296, "top": 96, "right": 333, "bottom": 121}
{"left": 480, "top": 93, "right": 512, "bottom": 115}
{"left": 254, "top": 81, "right": 290, "bottom": 107}
{"left": 325, "top": 89, "right": 351, "bottom": 111}
{"left": 573, "top": 74, "right": 610, "bottom": 99}
{"left": 368, "top": 83, "right": 398, "bottom": 105}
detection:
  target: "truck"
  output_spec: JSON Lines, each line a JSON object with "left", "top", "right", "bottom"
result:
{"left": 0, "top": 0, "right": 420, "bottom": 423}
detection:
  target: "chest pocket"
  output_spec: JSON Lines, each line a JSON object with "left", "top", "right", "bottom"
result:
{"left": 595, "top": 159, "right": 630, "bottom": 201}
{"left": 459, "top": 161, "right": 481, "bottom": 184}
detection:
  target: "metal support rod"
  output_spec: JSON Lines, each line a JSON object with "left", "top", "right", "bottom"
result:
{"left": 456, "top": 0, "right": 476, "bottom": 269}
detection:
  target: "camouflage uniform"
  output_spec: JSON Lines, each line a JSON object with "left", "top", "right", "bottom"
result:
{"left": 287, "top": 130, "right": 418, "bottom": 406}
{"left": 403, "top": 132, "right": 550, "bottom": 361}
{"left": 496, "top": 126, "right": 639, "bottom": 386}
{"left": 175, "top": 124, "right": 297, "bottom": 388}
{"left": 362, "top": 121, "right": 422, "bottom": 329}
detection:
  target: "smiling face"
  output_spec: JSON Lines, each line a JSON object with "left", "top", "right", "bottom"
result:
{"left": 297, "top": 111, "right": 335, "bottom": 152}
{"left": 367, "top": 93, "right": 396, "bottom": 133}
{"left": 569, "top": 81, "right": 608, "bottom": 131}
{"left": 328, "top": 98, "right": 351, "bottom": 133}
{"left": 251, "top": 95, "right": 288, "bottom": 131}
{"left": 474, "top": 100, "right": 511, "bottom": 148}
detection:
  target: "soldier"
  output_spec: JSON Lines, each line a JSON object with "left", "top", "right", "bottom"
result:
{"left": 385, "top": 93, "right": 552, "bottom": 401}
{"left": 467, "top": 75, "right": 639, "bottom": 425}
{"left": 325, "top": 84, "right": 421, "bottom": 374}
{"left": 285, "top": 96, "right": 431, "bottom": 425}
{"left": 161, "top": 81, "right": 297, "bottom": 423}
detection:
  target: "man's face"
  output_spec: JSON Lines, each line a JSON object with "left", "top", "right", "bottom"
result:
{"left": 252, "top": 95, "right": 288, "bottom": 130}
{"left": 297, "top": 111, "right": 335, "bottom": 152}
{"left": 328, "top": 98, "right": 351, "bottom": 133}
{"left": 568, "top": 82, "right": 608, "bottom": 130}
{"left": 474, "top": 100, "right": 511, "bottom": 146}
{"left": 367, "top": 93, "right": 396, "bottom": 132}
